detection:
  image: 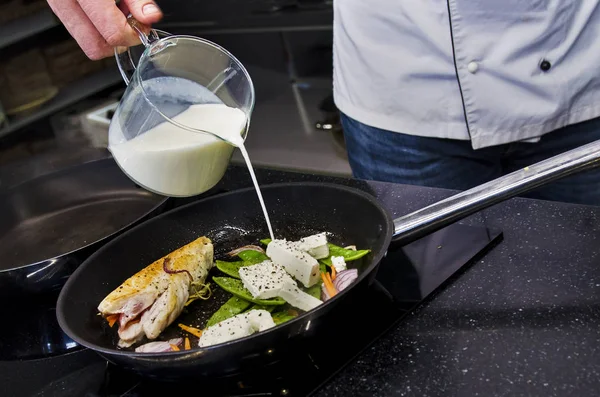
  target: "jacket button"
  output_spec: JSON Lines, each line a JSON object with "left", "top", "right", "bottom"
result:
{"left": 540, "top": 60, "right": 551, "bottom": 71}
{"left": 467, "top": 61, "right": 479, "bottom": 74}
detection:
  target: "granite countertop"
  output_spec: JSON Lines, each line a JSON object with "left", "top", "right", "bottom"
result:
{"left": 2, "top": 155, "right": 600, "bottom": 396}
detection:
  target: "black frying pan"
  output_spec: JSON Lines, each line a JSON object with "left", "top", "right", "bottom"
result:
{"left": 0, "top": 158, "right": 169, "bottom": 298}
{"left": 56, "top": 139, "right": 600, "bottom": 380}
{"left": 56, "top": 182, "right": 392, "bottom": 379}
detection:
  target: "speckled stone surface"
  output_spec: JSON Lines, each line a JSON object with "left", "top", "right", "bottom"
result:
{"left": 216, "top": 165, "right": 600, "bottom": 397}
{"left": 2, "top": 160, "right": 600, "bottom": 396}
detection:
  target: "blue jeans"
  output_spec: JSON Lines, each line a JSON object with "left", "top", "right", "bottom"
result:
{"left": 341, "top": 113, "right": 600, "bottom": 206}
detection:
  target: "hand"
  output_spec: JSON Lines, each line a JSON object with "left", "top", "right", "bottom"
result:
{"left": 46, "top": 0, "right": 164, "bottom": 60}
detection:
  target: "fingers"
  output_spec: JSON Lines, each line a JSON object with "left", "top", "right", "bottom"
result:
{"left": 77, "top": 0, "right": 142, "bottom": 48}
{"left": 46, "top": 0, "right": 164, "bottom": 61}
{"left": 117, "top": 1, "right": 131, "bottom": 18}
{"left": 122, "top": 0, "right": 163, "bottom": 25}
{"left": 46, "top": 0, "right": 114, "bottom": 60}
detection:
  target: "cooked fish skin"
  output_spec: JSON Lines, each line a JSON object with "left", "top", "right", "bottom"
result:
{"left": 97, "top": 236, "right": 213, "bottom": 346}
{"left": 98, "top": 237, "right": 213, "bottom": 315}
{"left": 140, "top": 271, "right": 188, "bottom": 340}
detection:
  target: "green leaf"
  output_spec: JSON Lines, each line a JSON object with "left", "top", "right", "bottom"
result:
{"left": 303, "top": 282, "right": 323, "bottom": 300}
{"left": 318, "top": 262, "right": 327, "bottom": 273}
{"left": 237, "top": 250, "right": 269, "bottom": 264}
{"left": 212, "top": 277, "right": 286, "bottom": 306}
{"left": 320, "top": 243, "right": 370, "bottom": 266}
{"left": 260, "top": 238, "right": 272, "bottom": 246}
{"left": 215, "top": 260, "right": 245, "bottom": 279}
{"left": 206, "top": 296, "right": 251, "bottom": 328}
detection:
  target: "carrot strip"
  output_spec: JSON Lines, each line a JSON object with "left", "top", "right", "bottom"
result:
{"left": 178, "top": 323, "right": 203, "bottom": 338}
{"left": 320, "top": 272, "right": 327, "bottom": 283}
{"left": 170, "top": 344, "right": 180, "bottom": 351}
{"left": 331, "top": 266, "right": 337, "bottom": 280}
{"left": 184, "top": 337, "right": 191, "bottom": 350}
{"left": 106, "top": 314, "right": 119, "bottom": 328}
{"left": 326, "top": 278, "right": 337, "bottom": 297}
{"left": 325, "top": 272, "right": 333, "bottom": 284}
{"left": 321, "top": 272, "right": 337, "bottom": 298}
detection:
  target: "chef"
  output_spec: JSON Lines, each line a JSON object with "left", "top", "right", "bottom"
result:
{"left": 46, "top": 0, "right": 600, "bottom": 205}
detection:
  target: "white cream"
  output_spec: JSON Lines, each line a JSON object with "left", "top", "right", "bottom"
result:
{"left": 109, "top": 103, "right": 246, "bottom": 197}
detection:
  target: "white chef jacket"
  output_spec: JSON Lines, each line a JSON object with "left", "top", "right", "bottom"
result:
{"left": 332, "top": 0, "right": 600, "bottom": 150}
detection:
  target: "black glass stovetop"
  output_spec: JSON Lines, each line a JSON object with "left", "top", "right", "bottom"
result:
{"left": 1, "top": 219, "right": 502, "bottom": 397}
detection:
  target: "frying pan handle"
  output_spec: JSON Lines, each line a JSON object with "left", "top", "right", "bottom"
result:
{"left": 391, "top": 138, "right": 600, "bottom": 245}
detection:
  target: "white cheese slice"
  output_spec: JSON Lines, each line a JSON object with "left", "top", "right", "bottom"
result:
{"left": 198, "top": 309, "right": 276, "bottom": 348}
{"left": 278, "top": 280, "right": 323, "bottom": 312}
{"left": 331, "top": 256, "right": 347, "bottom": 272}
{"left": 295, "top": 232, "right": 329, "bottom": 259}
{"left": 238, "top": 260, "right": 294, "bottom": 299}
{"left": 266, "top": 239, "right": 320, "bottom": 288}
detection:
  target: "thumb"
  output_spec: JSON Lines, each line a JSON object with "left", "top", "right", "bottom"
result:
{"left": 122, "top": 0, "right": 163, "bottom": 25}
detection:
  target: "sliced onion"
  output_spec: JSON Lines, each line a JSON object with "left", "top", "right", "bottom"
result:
{"left": 344, "top": 245, "right": 357, "bottom": 251}
{"left": 226, "top": 245, "right": 265, "bottom": 257}
{"left": 134, "top": 338, "right": 183, "bottom": 353}
{"left": 163, "top": 257, "right": 192, "bottom": 281}
{"left": 321, "top": 283, "right": 331, "bottom": 301}
{"left": 333, "top": 269, "right": 358, "bottom": 292}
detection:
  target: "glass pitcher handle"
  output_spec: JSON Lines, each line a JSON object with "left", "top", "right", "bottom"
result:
{"left": 127, "top": 15, "right": 160, "bottom": 46}
{"left": 114, "top": 15, "right": 161, "bottom": 85}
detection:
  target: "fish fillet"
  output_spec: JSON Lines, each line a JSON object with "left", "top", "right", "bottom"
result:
{"left": 97, "top": 236, "right": 214, "bottom": 347}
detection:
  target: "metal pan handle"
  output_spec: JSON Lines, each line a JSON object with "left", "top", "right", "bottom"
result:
{"left": 391, "top": 138, "right": 600, "bottom": 245}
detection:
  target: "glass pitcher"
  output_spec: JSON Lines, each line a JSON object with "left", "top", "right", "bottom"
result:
{"left": 108, "top": 17, "right": 255, "bottom": 197}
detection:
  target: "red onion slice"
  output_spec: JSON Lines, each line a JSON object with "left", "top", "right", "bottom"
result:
{"left": 333, "top": 269, "right": 358, "bottom": 292}
{"left": 321, "top": 283, "right": 331, "bottom": 301}
{"left": 226, "top": 245, "right": 265, "bottom": 257}
{"left": 134, "top": 338, "right": 183, "bottom": 353}
{"left": 163, "top": 258, "right": 192, "bottom": 282}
